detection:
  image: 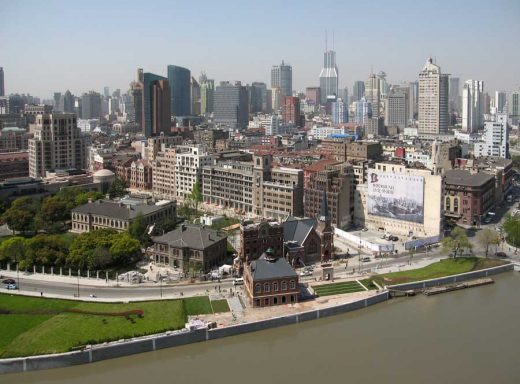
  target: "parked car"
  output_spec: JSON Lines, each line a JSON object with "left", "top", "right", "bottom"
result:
{"left": 389, "top": 236, "right": 399, "bottom": 241}
{"left": 361, "top": 227, "right": 369, "bottom": 232}
{"left": 495, "top": 252, "right": 508, "bottom": 258}
{"left": 300, "top": 270, "right": 313, "bottom": 277}
{"left": 233, "top": 277, "right": 244, "bottom": 286}
{"left": 2, "top": 279, "right": 15, "bottom": 285}
{"left": 5, "top": 284, "right": 17, "bottom": 290}
{"left": 361, "top": 257, "right": 371, "bottom": 262}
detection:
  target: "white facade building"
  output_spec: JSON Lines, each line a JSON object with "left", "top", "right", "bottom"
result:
{"left": 353, "top": 97, "right": 371, "bottom": 124}
{"left": 474, "top": 113, "right": 508, "bottom": 158}
{"left": 462, "top": 80, "right": 484, "bottom": 133}
{"left": 418, "top": 58, "right": 449, "bottom": 134}
{"left": 174, "top": 145, "right": 213, "bottom": 202}
{"left": 310, "top": 125, "right": 348, "bottom": 140}
{"left": 331, "top": 98, "right": 348, "bottom": 124}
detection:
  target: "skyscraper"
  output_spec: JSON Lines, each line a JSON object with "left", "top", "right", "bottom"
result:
{"left": 191, "top": 76, "right": 201, "bottom": 116}
{"left": 305, "top": 87, "right": 321, "bottom": 107}
{"left": 103, "top": 87, "right": 110, "bottom": 98}
{"left": 418, "top": 58, "right": 449, "bottom": 134}
{"left": 319, "top": 50, "right": 338, "bottom": 104}
{"left": 449, "top": 77, "right": 460, "bottom": 113}
{"left": 408, "top": 81, "right": 419, "bottom": 121}
{"left": 80, "top": 91, "right": 102, "bottom": 119}
{"left": 250, "top": 82, "right": 267, "bottom": 114}
{"left": 462, "top": 80, "right": 484, "bottom": 133}
{"left": 353, "top": 97, "right": 371, "bottom": 124}
{"left": 130, "top": 68, "right": 144, "bottom": 126}
{"left": 0, "top": 67, "right": 4, "bottom": 96}
{"left": 142, "top": 72, "right": 171, "bottom": 137}
{"left": 385, "top": 87, "right": 409, "bottom": 129}
{"left": 365, "top": 73, "right": 380, "bottom": 118}
{"left": 200, "top": 77, "right": 215, "bottom": 115}
{"left": 281, "top": 96, "right": 301, "bottom": 126}
{"left": 331, "top": 98, "right": 348, "bottom": 124}
{"left": 58, "top": 90, "right": 75, "bottom": 113}
{"left": 474, "top": 113, "right": 508, "bottom": 158}
{"left": 495, "top": 91, "right": 507, "bottom": 114}
{"left": 510, "top": 91, "right": 520, "bottom": 125}
{"left": 214, "top": 81, "right": 249, "bottom": 130}
{"left": 271, "top": 61, "right": 292, "bottom": 99}
{"left": 352, "top": 81, "right": 365, "bottom": 102}
{"left": 167, "top": 65, "right": 191, "bottom": 116}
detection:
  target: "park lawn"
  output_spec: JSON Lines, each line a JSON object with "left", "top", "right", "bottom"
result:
{"left": 0, "top": 295, "right": 214, "bottom": 358}
{"left": 313, "top": 281, "right": 365, "bottom": 297}
{"left": 210, "top": 299, "right": 230, "bottom": 313}
{"left": 372, "top": 257, "right": 506, "bottom": 286}
{"left": 358, "top": 279, "right": 378, "bottom": 290}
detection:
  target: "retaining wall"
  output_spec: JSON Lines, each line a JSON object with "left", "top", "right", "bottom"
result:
{"left": 387, "top": 263, "right": 514, "bottom": 291}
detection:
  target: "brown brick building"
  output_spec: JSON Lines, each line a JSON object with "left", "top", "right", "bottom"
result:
{"left": 240, "top": 220, "right": 284, "bottom": 263}
{"left": 346, "top": 141, "right": 382, "bottom": 162}
{"left": 244, "top": 248, "right": 299, "bottom": 308}
{"left": 444, "top": 170, "right": 495, "bottom": 226}
{"left": 281, "top": 96, "right": 301, "bottom": 126}
{"left": 0, "top": 151, "right": 29, "bottom": 181}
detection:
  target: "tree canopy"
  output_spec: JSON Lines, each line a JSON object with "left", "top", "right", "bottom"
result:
{"left": 442, "top": 226, "right": 472, "bottom": 257}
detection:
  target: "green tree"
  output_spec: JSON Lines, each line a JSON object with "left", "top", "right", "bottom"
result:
{"left": 110, "top": 232, "right": 142, "bottom": 266}
{"left": 0, "top": 236, "right": 26, "bottom": 264}
{"left": 74, "top": 191, "right": 104, "bottom": 206}
{"left": 39, "top": 195, "right": 69, "bottom": 232}
{"left": 69, "top": 229, "right": 118, "bottom": 269}
{"left": 150, "top": 218, "right": 177, "bottom": 236}
{"left": 442, "top": 227, "right": 472, "bottom": 257}
{"left": 1, "top": 197, "right": 39, "bottom": 234}
{"left": 477, "top": 228, "right": 500, "bottom": 257}
{"left": 25, "top": 235, "right": 68, "bottom": 266}
{"left": 190, "top": 182, "right": 203, "bottom": 214}
{"left": 512, "top": 156, "right": 520, "bottom": 170}
{"left": 128, "top": 213, "right": 151, "bottom": 246}
{"left": 108, "top": 178, "right": 129, "bottom": 199}
{"left": 503, "top": 213, "right": 520, "bottom": 248}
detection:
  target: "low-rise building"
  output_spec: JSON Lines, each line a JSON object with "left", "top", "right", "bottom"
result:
{"left": 130, "top": 159, "right": 153, "bottom": 190}
{"left": 152, "top": 224, "right": 227, "bottom": 271}
{"left": 0, "top": 151, "right": 29, "bottom": 181}
{"left": 71, "top": 199, "right": 176, "bottom": 234}
{"left": 243, "top": 248, "right": 299, "bottom": 308}
{"left": 240, "top": 220, "right": 284, "bottom": 263}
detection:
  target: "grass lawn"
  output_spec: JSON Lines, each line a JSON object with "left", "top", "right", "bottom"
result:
{"left": 210, "top": 299, "right": 230, "bottom": 313}
{"left": 313, "top": 281, "right": 365, "bottom": 297}
{"left": 210, "top": 217, "right": 240, "bottom": 231}
{"left": 0, "top": 295, "right": 213, "bottom": 358}
{"left": 358, "top": 279, "right": 378, "bottom": 290}
{"left": 372, "top": 257, "right": 506, "bottom": 286}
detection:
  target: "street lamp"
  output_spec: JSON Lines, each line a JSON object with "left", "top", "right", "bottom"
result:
{"left": 15, "top": 255, "right": 20, "bottom": 291}
{"left": 160, "top": 276, "right": 163, "bottom": 298}
{"left": 77, "top": 270, "right": 80, "bottom": 298}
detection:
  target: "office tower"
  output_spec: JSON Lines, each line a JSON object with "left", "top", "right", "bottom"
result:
{"left": 418, "top": 58, "right": 449, "bottom": 134}
{"left": 142, "top": 72, "right": 171, "bottom": 137}
{"left": 29, "top": 113, "right": 88, "bottom": 178}
{"left": 271, "top": 61, "right": 292, "bottom": 98}
{"left": 264, "top": 115, "right": 280, "bottom": 136}
{"left": 53, "top": 92, "right": 62, "bottom": 108}
{"left": 449, "top": 77, "right": 460, "bottom": 113}
{"left": 377, "top": 72, "right": 388, "bottom": 99}
{"left": 306, "top": 87, "right": 321, "bottom": 107}
{"left": 130, "top": 69, "right": 144, "bottom": 126}
{"left": 409, "top": 81, "right": 419, "bottom": 121}
{"left": 495, "top": 91, "right": 507, "bottom": 114}
{"left": 103, "top": 87, "right": 110, "bottom": 98}
{"left": 510, "top": 91, "right": 520, "bottom": 125}
{"left": 80, "top": 91, "right": 102, "bottom": 119}
{"left": 57, "top": 90, "right": 75, "bottom": 113}
{"left": 250, "top": 82, "right": 268, "bottom": 113}
{"left": 353, "top": 97, "right": 371, "bottom": 124}
{"left": 365, "top": 73, "right": 380, "bottom": 118}
{"left": 462, "top": 80, "right": 484, "bottom": 133}
{"left": 200, "top": 77, "right": 215, "bottom": 115}
{"left": 213, "top": 81, "right": 249, "bottom": 130}
{"left": 319, "top": 49, "right": 339, "bottom": 104}
{"left": 281, "top": 96, "right": 301, "bottom": 126}
{"left": 0, "top": 67, "right": 4, "bottom": 96}
{"left": 338, "top": 87, "right": 349, "bottom": 105}
{"left": 352, "top": 81, "right": 365, "bottom": 102}
{"left": 167, "top": 65, "right": 191, "bottom": 116}
{"left": 271, "top": 87, "right": 281, "bottom": 112}
{"left": 474, "top": 113, "right": 508, "bottom": 158}
{"left": 331, "top": 98, "right": 348, "bottom": 124}
{"left": 191, "top": 76, "right": 201, "bottom": 115}
{"left": 385, "top": 88, "right": 409, "bottom": 129}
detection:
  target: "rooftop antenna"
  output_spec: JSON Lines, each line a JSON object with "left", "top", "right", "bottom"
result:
{"left": 332, "top": 29, "right": 335, "bottom": 51}
{"left": 325, "top": 29, "right": 328, "bottom": 51}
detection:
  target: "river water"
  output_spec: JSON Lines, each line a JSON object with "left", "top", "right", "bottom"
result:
{"left": 6, "top": 273, "right": 520, "bottom": 384}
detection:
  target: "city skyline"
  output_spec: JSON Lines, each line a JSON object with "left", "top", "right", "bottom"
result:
{"left": 1, "top": 0, "right": 519, "bottom": 98}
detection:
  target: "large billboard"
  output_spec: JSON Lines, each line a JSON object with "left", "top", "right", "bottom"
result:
{"left": 368, "top": 171, "right": 424, "bottom": 224}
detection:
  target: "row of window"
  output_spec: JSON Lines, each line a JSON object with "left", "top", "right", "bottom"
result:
{"left": 254, "top": 280, "right": 296, "bottom": 294}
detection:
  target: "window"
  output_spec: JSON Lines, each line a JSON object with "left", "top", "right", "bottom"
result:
{"left": 264, "top": 283, "right": 270, "bottom": 293}
{"left": 281, "top": 281, "right": 287, "bottom": 291}
{"left": 264, "top": 298, "right": 269, "bottom": 306}
{"left": 445, "top": 196, "right": 450, "bottom": 211}
{"left": 255, "top": 284, "right": 261, "bottom": 294}
{"left": 273, "top": 282, "right": 278, "bottom": 291}
{"left": 289, "top": 280, "right": 295, "bottom": 290}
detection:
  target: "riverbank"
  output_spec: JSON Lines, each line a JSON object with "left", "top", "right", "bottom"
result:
{"left": 0, "top": 262, "right": 514, "bottom": 374}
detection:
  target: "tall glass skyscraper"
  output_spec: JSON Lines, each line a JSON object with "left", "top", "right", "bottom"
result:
{"left": 167, "top": 65, "right": 191, "bottom": 116}
{"left": 271, "top": 61, "right": 292, "bottom": 98}
{"left": 143, "top": 72, "right": 171, "bottom": 137}
{"left": 319, "top": 50, "right": 338, "bottom": 104}
{"left": 214, "top": 81, "right": 249, "bottom": 130}
{"left": 352, "top": 81, "right": 365, "bottom": 102}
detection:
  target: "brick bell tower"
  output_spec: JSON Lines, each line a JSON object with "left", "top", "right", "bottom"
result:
{"left": 316, "top": 190, "right": 334, "bottom": 262}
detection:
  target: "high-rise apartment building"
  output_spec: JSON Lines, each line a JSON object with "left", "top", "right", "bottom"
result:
{"left": 0, "top": 67, "right": 4, "bottom": 97}
{"left": 495, "top": 91, "right": 507, "bottom": 114}
{"left": 331, "top": 98, "right": 348, "bottom": 124}
{"left": 418, "top": 58, "right": 449, "bottom": 134}
{"left": 510, "top": 91, "right": 520, "bottom": 125}
{"left": 29, "top": 113, "right": 88, "bottom": 178}
{"left": 142, "top": 72, "right": 171, "bottom": 137}
{"left": 449, "top": 77, "right": 460, "bottom": 113}
{"left": 214, "top": 81, "right": 249, "bottom": 130}
{"left": 167, "top": 65, "right": 191, "bottom": 116}
{"left": 80, "top": 91, "right": 102, "bottom": 119}
{"left": 306, "top": 87, "right": 321, "bottom": 107}
{"left": 353, "top": 97, "right": 371, "bottom": 124}
{"left": 250, "top": 82, "right": 268, "bottom": 113}
{"left": 409, "top": 81, "right": 419, "bottom": 121}
{"left": 56, "top": 90, "right": 75, "bottom": 113}
{"left": 281, "top": 96, "right": 300, "bottom": 126}
{"left": 174, "top": 145, "right": 213, "bottom": 202}
{"left": 474, "top": 113, "right": 508, "bottom": 158}
{"left": 462, "top": 80, "right": 484, "bottom": 133}
{"left": 271, "top": 61, "right": 292, "bottom": 98}
{"left": 352, "top": 81, "right": 365, "bottom": 102}
{"left": 319, "top": 50, "right": 338, "bottom": 104}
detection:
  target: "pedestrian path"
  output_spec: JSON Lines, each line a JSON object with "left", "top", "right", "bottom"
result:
{"left": 228, "top": 296, "right": 244, "bottom": 315}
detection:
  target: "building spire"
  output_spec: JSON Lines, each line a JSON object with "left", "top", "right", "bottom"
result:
{"left": 319, "top": 189, "right": 329, "bottom": 221}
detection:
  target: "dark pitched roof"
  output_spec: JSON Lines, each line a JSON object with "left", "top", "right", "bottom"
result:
{"left": 72, "top": 200, "right": 171, "bottom": 220}
{"left": 283, "top": 217, "right": 317, "bottom": 245}
{"left": 445, "top": 170, "right": 494, "bottom": 187}
{"left": 250, "top": 257, "right": 298, "bottom": 280}
{"left": 152, "top": 225, "right": 227, "bottom": 250}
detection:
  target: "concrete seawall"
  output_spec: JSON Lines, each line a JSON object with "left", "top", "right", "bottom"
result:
{"left": 0, "top": 263, "right": 512, "bottom": 374}
{"left": 386, "top": 263, "right": 514, "bottom": 291}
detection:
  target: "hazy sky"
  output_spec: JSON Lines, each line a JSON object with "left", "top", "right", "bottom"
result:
{"left": 1, "top": 0, "right": 519, "bottom": 99}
